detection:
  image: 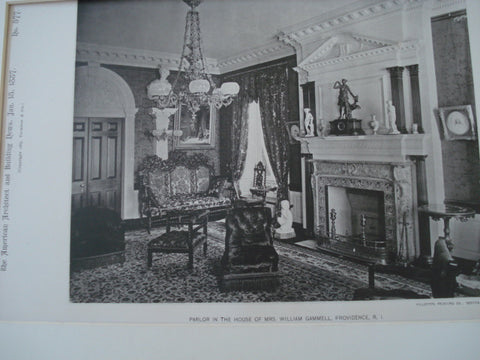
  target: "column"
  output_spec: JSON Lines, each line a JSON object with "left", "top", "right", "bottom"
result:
{"left": 301, "top": 153, "right": 314, "bottom": 236}
{"left": 387, "top": 66, "right": 407, "bottom": 134}
{"left": 407, "top": 64, "right": 423, "bottom": 133}
{"left": 413, "top": 155, "right": 432, "bottom": 266}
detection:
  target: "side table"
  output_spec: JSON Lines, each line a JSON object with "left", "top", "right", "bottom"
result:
{"left": 250, "top": 186, "right": 277, "bottom": 204}
{"left": 418, "top": 204, "right": 475, "bottom": 251}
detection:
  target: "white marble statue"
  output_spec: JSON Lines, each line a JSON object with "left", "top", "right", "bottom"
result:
{"left": 274, "top": 200, "right": 296, "bottom": 239}
{"left": 386, "top": 100, "right": 400, "bottom": 134}
{"left": 304, "top": 108, "right": 315, "bottom": 137}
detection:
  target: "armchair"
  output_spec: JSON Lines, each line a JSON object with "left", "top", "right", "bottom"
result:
{"left": 220, "top": 207, "right": 281, "bottom": 291}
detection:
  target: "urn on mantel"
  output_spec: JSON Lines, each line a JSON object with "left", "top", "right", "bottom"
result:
{"left": 369, "top": 114, "right": 379, "bottom": 135}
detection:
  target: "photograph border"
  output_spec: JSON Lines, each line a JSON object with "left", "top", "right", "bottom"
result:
{"left": 0, "top": 0, "right": 480, "bottom": 333}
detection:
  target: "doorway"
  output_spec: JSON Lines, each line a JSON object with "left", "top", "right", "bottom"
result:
{"left": 72, "top": 117, "right": 123, "bottom": 213}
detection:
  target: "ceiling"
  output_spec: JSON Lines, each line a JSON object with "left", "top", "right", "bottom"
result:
{"left": 76, "top": 0, "right": 358, "bottom": 61}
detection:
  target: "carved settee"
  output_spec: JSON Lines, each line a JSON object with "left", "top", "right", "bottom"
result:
{"left": 139, "top": 152, "right": 233, "bottom": 232}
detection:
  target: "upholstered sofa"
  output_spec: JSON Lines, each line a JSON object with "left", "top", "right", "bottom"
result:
{"left": 139, "top": 152, "right": 233, "bottom": 232}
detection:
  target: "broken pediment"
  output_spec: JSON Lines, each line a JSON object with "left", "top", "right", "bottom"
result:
{"left": 297, "top": 33, "right": 395, "bottom": 68}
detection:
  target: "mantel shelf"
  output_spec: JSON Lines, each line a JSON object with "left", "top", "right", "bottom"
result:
{"left": 300, "top": 134, "right": 429, "bottom": 163}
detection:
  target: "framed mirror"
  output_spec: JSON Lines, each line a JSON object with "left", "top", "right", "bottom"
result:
{"left": 174, "top": 104, "right": 216, "bottom": 149}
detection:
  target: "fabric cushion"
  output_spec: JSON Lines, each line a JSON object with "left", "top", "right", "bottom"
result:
{"left": 148, "top": 231, "right": 206, "bottom": 251}
{"left": 170, "top": 166, "right": 193, "bottom": 195}
{"left": 226, "top": 207, "right": 272, "bottom": 247}
{"left": 196, "top": 166, "right": 211, "bottom": 193}
{"left": 142, "top": 194, "right": 231, "bottom": 216}
{"left": 228, "top": 245, "right": 278, "bottom": 267}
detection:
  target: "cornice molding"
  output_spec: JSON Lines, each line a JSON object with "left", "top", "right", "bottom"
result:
{"left": 76, "top": 0, "right": 433, "bottom": 75}
{"left": 432, "top": 0, "right": 466, "bottom": 12}
{"left": 216, "top": 40, "right": 294, "bottom": 73}
{"left": 75, "top": 42, "right": 221, "bottom": 74}
{"left": 75, "top": 41, "right": 295, "bottom": 75}
{"left": 278, "top": 0, "right": 426, "bottom": 49}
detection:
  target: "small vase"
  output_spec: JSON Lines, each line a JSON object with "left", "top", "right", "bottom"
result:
{"left": 369, "top": 114, "right": 379, "bottom": 135}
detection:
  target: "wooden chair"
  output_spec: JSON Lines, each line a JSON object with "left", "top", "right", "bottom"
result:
{"left": 147, "top": 210, "right": 209, "bottom": 270}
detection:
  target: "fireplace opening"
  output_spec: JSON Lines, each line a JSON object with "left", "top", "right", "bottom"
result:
{"left": 325, "top": 186, "right": 387, "bottom": 261}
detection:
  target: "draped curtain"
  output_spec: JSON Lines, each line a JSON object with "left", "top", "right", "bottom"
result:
{"left": 226, "top": 65, "right": 290, "bottom": 203}
{"left": 257, "top": 68, "right": 290, "bottom": 202}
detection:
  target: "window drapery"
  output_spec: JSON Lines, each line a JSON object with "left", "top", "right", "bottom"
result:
{"left": 238, "top": 101, "right": 277, "bottom": 197}
{"left": 227, "top": 64, "right": 290, "bottom": 203}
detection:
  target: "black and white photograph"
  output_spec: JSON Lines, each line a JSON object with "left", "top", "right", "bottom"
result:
{"left": 1, "top": 0, "right": 480, "bottom": 358}
{"left": 67, "top": 0, "right": 480, "bottom": 304}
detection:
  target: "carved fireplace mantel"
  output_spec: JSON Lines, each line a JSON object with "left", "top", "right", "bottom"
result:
{"left": 301, "top": 134, "right": 429, "bottom": 162}
{"left": 301, "top": 134, "right": 430, "bottom": 262}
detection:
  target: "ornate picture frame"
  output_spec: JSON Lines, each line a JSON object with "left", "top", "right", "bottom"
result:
{"left": 174, "top": 104, "right": 216, "bottom": 149}
{"left": 284, "top": 121, "right": 301, "bottom": 144}
{"left": 438, "top": 105, "right": 476, "bottom": 140}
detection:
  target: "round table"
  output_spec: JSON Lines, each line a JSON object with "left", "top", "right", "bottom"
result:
{"left": 418, "top": 204, "right": 475, "bottom": 250}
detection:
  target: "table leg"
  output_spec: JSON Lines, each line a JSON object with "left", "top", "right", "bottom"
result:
{"left": 147, "top": 249, "right": 152, "bottom": 268}
{"left": 368, "top": 264, "right": 375, "bottom": 289}
{"left": 442, "top": 217, "right": 455, "bottom": 251}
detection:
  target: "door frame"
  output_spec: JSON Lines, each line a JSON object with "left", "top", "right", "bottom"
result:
{"left": 73, "top": 64, "right": 137, "bottom": 219}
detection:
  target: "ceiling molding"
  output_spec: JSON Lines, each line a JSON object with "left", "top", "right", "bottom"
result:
{"left": 75, "top": 41, "right": 295, "bottom": 75}
{"left": 75, "top": 42, "right": 221, "bottom": 74}
{"left": 277, "top": 0, "right": 425, "bottom": 49}
{"left": 431, "top": 0, "right": 466, "bottom": 15}
{"left": 216, "top": 40, "right": 294, "bottom": 73}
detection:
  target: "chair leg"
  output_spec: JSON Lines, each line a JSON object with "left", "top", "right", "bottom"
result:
{"left": 147, "top": 249, "right": 153, "bottom": 268}
{"left": 188, "top": 250, "right": 193, "bottom": 270}
{"left": 147, "top": 215, "right": 152, "bottom": 234}
{"left": 203, "top": 222, "right": 208, "bottom": 256}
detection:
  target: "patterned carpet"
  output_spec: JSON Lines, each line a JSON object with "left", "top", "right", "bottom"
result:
{"left": 70, "top": 222, "right": 431, "bottom": 303}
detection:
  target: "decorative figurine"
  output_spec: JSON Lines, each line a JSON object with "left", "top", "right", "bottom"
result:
{"left": 317, "top": 118, "right": 325, "bottom": 138}
{"left": 330, "top": 79, "right": 364, "bottom": 136}
{"left": 333, "top": 78, "right": 361, "bottom": 120}
{"left": 369, "top": 114, "right": 379, "bottom": 135}
{"left": 386, "top": 100, "right": 400, "bottom": 134}
{"left": 304, "top": 108, "right": 315, "bottom": 137}
{"left": 274, "top": 200, "right": 296, "bottom": 240}
{"left": 412, "top": 123, "right": 419, "bottom": 134}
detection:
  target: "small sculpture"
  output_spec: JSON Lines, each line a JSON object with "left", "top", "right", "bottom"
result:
{"left": 369, "top": 114, "right": 379, "bottom": 135}
{"left": 333, "top": 78, "right": 361, "bottom": 119}
{"left": 318, "top": 118, "right": 325, "bottom": 138}
{"left": 304, "top": 108, "right": 315, "bottom": 137}
{"left": 412, "top": 123, "right": 419, "bottom": 134}
{"left": 386, "top": 100, "right": 400, "bottom": 134}
{"left": 274, "top": 200, "right": 296, "bottom": 240}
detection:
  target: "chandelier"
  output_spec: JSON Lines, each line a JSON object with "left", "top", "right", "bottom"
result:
{"left": 147, "top": 0, "right": 239, "bottom": 119}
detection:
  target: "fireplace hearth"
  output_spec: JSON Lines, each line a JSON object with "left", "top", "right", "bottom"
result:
{"left": 311, "top": 159, "right": 418, "bottom": 263}
{"left": 302, "top": 135, "right": 428, "bottom": 263}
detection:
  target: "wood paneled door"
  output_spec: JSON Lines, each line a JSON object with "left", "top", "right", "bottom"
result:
{"left": 72, "top": 117, "right": 123, "bottom": 214}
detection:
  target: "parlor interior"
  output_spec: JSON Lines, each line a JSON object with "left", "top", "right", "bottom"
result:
{"left": 70, "top": 0, "right": 480, "bottom": 300}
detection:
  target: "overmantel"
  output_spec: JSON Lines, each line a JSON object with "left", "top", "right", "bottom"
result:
{"left": 301, "top": 134, "right": 429, "bottom": 162}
